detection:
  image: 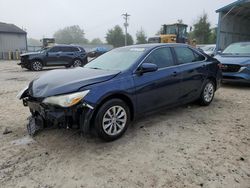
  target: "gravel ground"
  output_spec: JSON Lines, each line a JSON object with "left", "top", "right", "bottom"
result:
{"left": 0, "top": 61, "right": 250, "bottom": 188}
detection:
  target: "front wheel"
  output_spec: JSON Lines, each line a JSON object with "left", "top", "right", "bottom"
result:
{"left": 94, "top": 99, "right": 130, "bottom": 141}
{"left": 31, "top": 60, "right": 43, "bottom": 71}
{"left": 199, "top": 80, "right": 215, "bottom": 106}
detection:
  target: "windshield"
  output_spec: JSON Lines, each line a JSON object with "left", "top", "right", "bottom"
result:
{"left": 166, "top": 25, "right": 177, "bottom": 35}
{"left": 178, "top": 25, "right": 187, "bottom": 38}
{"left": 163, "top": 25, "right": 187, "bottom": 38}
{"left": 39, "top": 47, "right": 50, "bottom": 53}
{"left": 85, "top": 47, "right": 146, "bottom": 71}
{"left": 223, "top": 43, "right": 250, "bottom": 55}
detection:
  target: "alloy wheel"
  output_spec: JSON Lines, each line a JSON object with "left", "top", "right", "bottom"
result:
{"left": 32, "top": 61, "right": 42, "bottom": 71}
{"left": 102, "top": 106, "right": 127, "bottom": 136}
{"left": 73, "top": 60, "right": 82, "bottom": 67}
{"left": 203, "top": 82, "right": 214, "bottom": 103}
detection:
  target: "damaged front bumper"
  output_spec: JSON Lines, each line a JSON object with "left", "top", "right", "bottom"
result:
{"left": 17, "top": 61, "right": 29, "bottom": 68}
{"left": 23, "top": 98, "right": 95, "bottom": 136}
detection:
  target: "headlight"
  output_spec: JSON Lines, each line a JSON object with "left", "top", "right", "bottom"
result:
{"left": 17, "top": 86, "right": 28, "bottom": 99}
{"left": 43, "top": 90, "right": 89, "bottom": 107}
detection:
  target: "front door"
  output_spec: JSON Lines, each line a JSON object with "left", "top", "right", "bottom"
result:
{"left": 133, "top": 47, "right": 181, "bottom": 114}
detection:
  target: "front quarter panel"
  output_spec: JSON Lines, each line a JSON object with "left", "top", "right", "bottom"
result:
{"left": 82, "top": 74, "right": 135, "bottom": 110}
{"left": 29, "top": 53, "right": 45, "bottom": 63}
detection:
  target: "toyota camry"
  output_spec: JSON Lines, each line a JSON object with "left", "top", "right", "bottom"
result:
{"left": 18, "top": 43, "right": 222, "bottom": 141}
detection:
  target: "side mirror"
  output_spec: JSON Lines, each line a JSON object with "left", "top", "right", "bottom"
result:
{"left": 137, "top": 63, "right": 158, "bottom": 74}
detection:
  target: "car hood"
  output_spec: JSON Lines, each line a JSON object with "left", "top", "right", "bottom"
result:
{"left": 20, "top": 52, "right": 42, "bottom": 56}
{"left": 215, "top": 55, "right": 250, "bottom": 65}
{"left": 30, "top": 67, "right": 120, "bottom": 98}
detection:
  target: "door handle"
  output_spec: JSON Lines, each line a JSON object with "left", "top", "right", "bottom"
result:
{"left": 172, "top": 71, "right": 178, "bottom": 77}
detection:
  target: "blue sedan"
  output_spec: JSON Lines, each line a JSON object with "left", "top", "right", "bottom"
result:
{"left": 215, "top": 42, "right": 250, "bottom": 83}
{"left": 18, "top": 43, "right": 222, "bottom": 141}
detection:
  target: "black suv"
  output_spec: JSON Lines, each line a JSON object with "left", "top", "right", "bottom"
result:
{"left": 18, "top": 45, "right": 88, "bottom": 71}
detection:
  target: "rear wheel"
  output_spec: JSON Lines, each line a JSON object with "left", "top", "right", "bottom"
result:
{"left": 94, "top": 99, "right": 130, "bottom": 141}
{"left": 31, "top": 60, "right": 43, "bottom": 71}
{"left": 199, "top": 80, "right": 215, "bottom": 106}
{"left": 83, "top": 57, "right": 88, "bottom": 65}
{"left": 72, "top": 59, "right": 83, "bottom": 67}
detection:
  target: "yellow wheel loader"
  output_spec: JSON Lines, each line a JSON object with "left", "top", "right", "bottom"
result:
{"left": 148, "top": 23, "right": 196, "bottom": 47}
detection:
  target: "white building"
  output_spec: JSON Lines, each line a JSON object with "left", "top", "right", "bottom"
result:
{"left": 0, "top": 22, "right": 27, "bottom": 59}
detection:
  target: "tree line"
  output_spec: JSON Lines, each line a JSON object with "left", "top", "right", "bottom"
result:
{"left": 28, "top": 12, "right": 216, "bottom": 47}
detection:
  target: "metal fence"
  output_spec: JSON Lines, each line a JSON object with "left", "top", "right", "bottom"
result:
{"left": 0, "top": 51, "right": 24, "bottom": 60}
{"left": 0, "top": 46, "right": 42, "bottom": 60}
{"left": 27, "top": 45, "right": 42, "bottom": 52}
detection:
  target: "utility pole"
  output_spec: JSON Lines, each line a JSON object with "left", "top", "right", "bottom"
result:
{"left": 122, "top": 13, "right": 130, "bottom": 46}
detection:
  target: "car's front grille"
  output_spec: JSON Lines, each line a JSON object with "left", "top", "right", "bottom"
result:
{"left": 21, "top": 56, "right": 28, "bottom": 63}
{"left": 221, "top": 64, "right": 241, "bottom": 72}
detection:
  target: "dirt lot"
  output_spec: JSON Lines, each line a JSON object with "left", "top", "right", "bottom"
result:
{"left": 0, "top": 61, "right": 249, "bottom": 188}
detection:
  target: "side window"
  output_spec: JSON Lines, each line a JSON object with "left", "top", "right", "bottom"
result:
{"left": 60, "top": 47, "right": 79, "bottom": 52}
{"left": 174, "top": 47, "right": 205, "bottom": 64}
{"left": 194, "top": 51, "right": 206, "bottom": 61}
{"left": 144, "top": 47, "right": 174, "bottom": 69}
{"left": 174, "top": 47, "right": 195, "bottom": 64}
{"left": 60, "top": 47, "right": 68, "bottom": 52}
{"left": 71, "top": 47, "right": 80, "bottom": 52}
{"left": 48, "top": 46, "right": 61, "bottom": 52}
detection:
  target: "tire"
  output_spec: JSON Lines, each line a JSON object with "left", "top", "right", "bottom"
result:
{"left": 72, "top": 59, "right": 83, "bottom": 67}
{"left": 83, "top": 57, "right": 88, "bottom": 65}
{"left": 31, "top": 60, "right": 43, "bottom": 71}
{"left": 199, "top": 80, "right": 215, "bottom": 106}
{"left": 94, "top": 99, "right": 130, "bottom": 141}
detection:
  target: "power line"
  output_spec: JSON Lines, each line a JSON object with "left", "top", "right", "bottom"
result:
{"left": 122, "top": 13, "right": 130, "bottom": 46}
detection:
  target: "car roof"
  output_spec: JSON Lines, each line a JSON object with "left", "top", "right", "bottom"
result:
{"left": 53, "top": 44, "right": 82, "bottom": 48}
{"left": 122, "top": 43, "right": 190, "bottom": 50}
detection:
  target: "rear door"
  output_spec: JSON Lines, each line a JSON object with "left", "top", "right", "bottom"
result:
{"left": 60, "top": 46, "right": 80, "bottom": 64}
{"left": 133, "top": 47, "right": 181, "bottom": 114}
{"left": 173, "top": 46, "right": 207, "bottom": 101}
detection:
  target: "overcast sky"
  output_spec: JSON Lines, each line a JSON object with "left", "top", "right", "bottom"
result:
{"left": 0, "top": 0, "right": 234, "bottom": 42}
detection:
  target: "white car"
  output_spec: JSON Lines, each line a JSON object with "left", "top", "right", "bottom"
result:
{"left": 198, "top": 44, "right": 216, "bottom": 56}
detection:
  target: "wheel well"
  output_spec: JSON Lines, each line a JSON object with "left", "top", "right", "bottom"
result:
{"left": 207, "top": 76, "right": 217, "bottom": 89}
{"left": 90, "top": 94, "right": 135, "bottom": 127}
{"left": 73, "top": 58, "right": 83, "bottom": 62}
